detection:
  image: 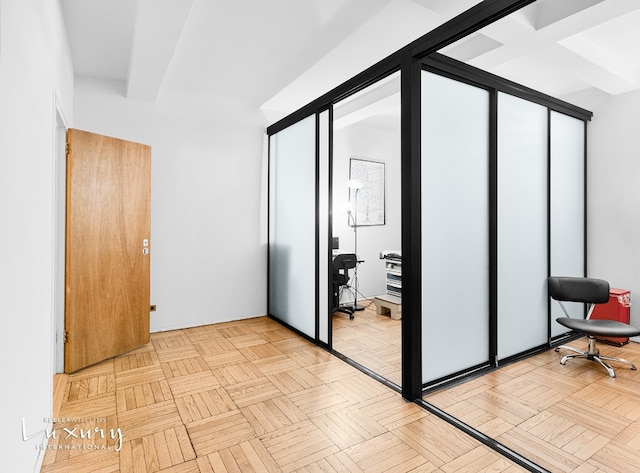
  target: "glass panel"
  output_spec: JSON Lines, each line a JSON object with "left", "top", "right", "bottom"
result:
{"left": 319, "top": 110, "right": 330, "bottom": 344}
{"left": 332, "top": 72, "right": 401, "bottom": 386}
{"left": 269, "top": 115, "right": 316, "bottom": 337}
{"left": 550, "top": 111, "right": 585, "bottom": 335}
{"left": 497, "top": 92, "right": 548, "bottom": 359}
{"left": 421, "top": 71, "right": 490, "bottom": 382}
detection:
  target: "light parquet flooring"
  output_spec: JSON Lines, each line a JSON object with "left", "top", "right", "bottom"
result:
{"left": 332, "top": 301, "right": 402, "bottom": 386}
{"left": 425, "top": 339, "right": 640, "bottom": 473}
{"left": 42, "top": 316, "right": 525, "bottom": 473}
{"left": 332, "top": 302, "right": 640, "bottom": 471}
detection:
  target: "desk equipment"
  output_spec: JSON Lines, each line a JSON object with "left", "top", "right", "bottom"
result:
{"left": 549, "top": 276, "right": 640, "bottom": 378}
{"left": 373, "top": 251, "right": 402, "bottom": 319}
{"left": 380, "top": 251, "right": 402, "bottom": 298}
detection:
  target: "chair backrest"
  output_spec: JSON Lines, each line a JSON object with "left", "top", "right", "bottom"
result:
{"left": 333, "top": 253, "right": 357, "bottom": 287}
{"left": 333, "top": 253, "right": 357, "bottom": 271}
{"left": 548, "top": 277, "right": 610, "bottom": 304}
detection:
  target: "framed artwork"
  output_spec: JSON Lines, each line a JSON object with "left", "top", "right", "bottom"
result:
{"left": 349, "top": 157, "right": 385, "bottom": 226}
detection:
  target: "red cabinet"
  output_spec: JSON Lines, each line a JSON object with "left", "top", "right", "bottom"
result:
{"left": 591, "top": 288, "right": 631, "bottom": 345}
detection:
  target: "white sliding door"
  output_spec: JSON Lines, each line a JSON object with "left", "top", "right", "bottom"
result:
{"left": 550, "top": 111, "right": 585, "bottom": 335}
{"left": 421, "top": 71, "right": 490, "bottom": 382}
{"left": 269, "top": 116, "right": 316, "bottom": 338}
{"left": 497, "top": 93, "right": 548, "bottom": 359}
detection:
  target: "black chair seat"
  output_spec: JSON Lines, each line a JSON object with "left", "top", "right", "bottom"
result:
{"left": 556, "top": 317, "right": 640, "bottom": 338}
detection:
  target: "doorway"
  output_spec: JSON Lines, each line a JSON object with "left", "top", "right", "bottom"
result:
{"left": 331, "top": 72, "right": 402, "bottom": 387}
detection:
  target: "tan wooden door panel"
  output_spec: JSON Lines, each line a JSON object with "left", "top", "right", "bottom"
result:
{"left": 65, "top": 129, "right": 151, "bottom": 373}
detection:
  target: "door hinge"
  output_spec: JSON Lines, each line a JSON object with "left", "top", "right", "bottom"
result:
{"left": 65, "top": 143, "right": 70, "bottom": 157}
{"left": 63, "top": 331, "right": 69, "bottom": 343}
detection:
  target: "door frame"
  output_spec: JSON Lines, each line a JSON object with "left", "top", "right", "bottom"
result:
{"left": 52, "top": 93, "right": 69, "bottom": 374}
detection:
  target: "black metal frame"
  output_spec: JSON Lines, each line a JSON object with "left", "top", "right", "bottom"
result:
{"left": 266, "top": 0, "right": 541, "bottom": 137}
{"left": 325, "top": 106, "right": 334, "bottom": 349}
{"left": 267, "top": 6, "right": 593, "bottom": 472}
{"left": 267, "top": 0, "right": 591, "bottom": 397}
{"left": 415, "top": 399, "right": 551, "bottom": 473}
{"left": 266, "top": 1, "right": 593, "bottom": 471}
{"left": 422, "top": 53, "right": 591, "bottom": 120}
{"left": 416, "top": 62, "right": 590, "bottom": 389}
{"left": 314, "top": 112, "right": 321, "bottom": 343}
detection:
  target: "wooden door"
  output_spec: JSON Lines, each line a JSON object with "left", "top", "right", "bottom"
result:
{"left": 65, "top": 129, "right": 151, "bottom": 373}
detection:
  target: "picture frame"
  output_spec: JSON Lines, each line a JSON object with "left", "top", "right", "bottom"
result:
{"left": 349, "top": 157, "right": 385, "bottom": 226}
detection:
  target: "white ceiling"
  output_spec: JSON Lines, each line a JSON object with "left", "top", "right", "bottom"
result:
{"left": 60, "top": 0, "right": 640, "bottom": 122}
{"left": 442, "top": 0, "right": 640, "bottom": 109}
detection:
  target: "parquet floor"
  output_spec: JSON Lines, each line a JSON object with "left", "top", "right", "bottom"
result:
{"left": 334, "top": 302, "right": 640, "bottom": 472}
{"left": 42, "top": 316, "right": 526, "bottom": 472}
{"left": 332, "top": 301, "right": 402, "bottom": 386}
{"left": 425, "top": 339, "right": 640, "bottom": 472}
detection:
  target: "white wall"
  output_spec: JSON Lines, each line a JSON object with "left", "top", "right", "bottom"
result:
{"left": 587, "top": 90, "right": 640, "bottom": 341}
{"left": 333, "top": 123, "right": 401, "bottom": 299}
{"left": 73, "top": 80, "right": 268, "bottom": 332}
{"left": 0, "top": 0, "right": 74, "bottom": 471}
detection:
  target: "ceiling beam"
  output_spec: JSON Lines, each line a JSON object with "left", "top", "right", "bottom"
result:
{"left": 467, "top": 0, "right": 640, "bottom": 69}
{"left": 126, "top": 0, "right": 194, "bottom": 101}
{"left": 534, "top": 43, "right": 639, "bottom": 95}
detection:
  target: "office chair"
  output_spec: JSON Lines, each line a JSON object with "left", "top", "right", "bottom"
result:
{"left": 333, "top": 253, "right": 358, "bottom": 320}
{"left": 549, "top": 276, "right": 640, "bottom": 378}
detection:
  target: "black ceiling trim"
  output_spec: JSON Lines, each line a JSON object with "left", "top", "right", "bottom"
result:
{"left": 407, "top": 0, "right": 537, "bottom": 59}
{"left": 266, "top": 61, "right": 400, "bottom": 136}
{"left": 267, "top": 0, "right": 537, "bottom": 136}
{"left": 422, "top": 53, "right": 593, "bottom": 121}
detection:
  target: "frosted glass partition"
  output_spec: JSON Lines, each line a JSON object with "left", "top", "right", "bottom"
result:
{"left": 318, "top": 110, "right": 330, "bottom": 344}
{"left": 497, "top": 93, "right": 548, "bottom": 359}
{"left": 550, "top": 111, "right": 585, "bottom": 336}
{"left": 269, "top": 116, "right": 316, "bottom": 338}
{"left": 421, "top": 71, "right": 490, "bottom": 382}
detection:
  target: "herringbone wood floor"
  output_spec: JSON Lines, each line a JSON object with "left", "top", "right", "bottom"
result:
{"left": 42, "top": 316, "right": 526, "bottom": 472}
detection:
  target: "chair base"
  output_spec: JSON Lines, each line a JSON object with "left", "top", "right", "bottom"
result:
{"left": 555, "top": 336, "right": 637, "bottom": 378}
{"left": 334, "top": 307, "right": 354, "bottom": 320}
